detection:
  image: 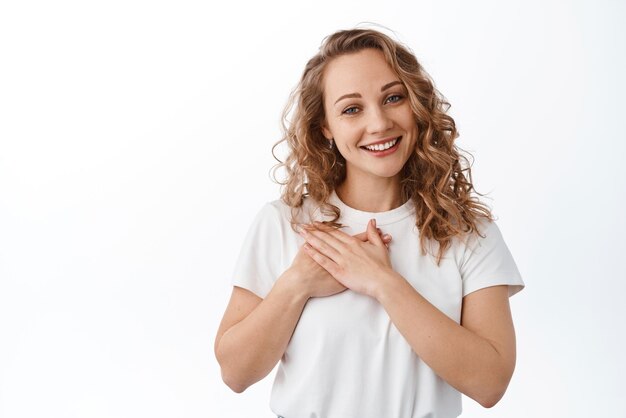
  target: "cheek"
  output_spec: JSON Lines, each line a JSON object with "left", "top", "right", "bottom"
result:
{"left": 403, "top": 120, "right": 419, "bottom": 150}
{"left": 406, "top": 136, "right": 418, "bottom": 153}
{"left": 324, "top": 118, "right": 344, "bottom": 140}
{"left": 401, "top": 109, "right": 417, "bottom": 130}
{"left": 332, "top": 125, "right": 360, "bottom": 147}
{"left": 335, "top": 140, "right": 353, "bottom": 157}
{"left": 403, "top": 116, "right": 419, "bottom": 140}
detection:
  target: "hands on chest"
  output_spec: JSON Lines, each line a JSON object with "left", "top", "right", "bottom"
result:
{"left": 292, "top": 218, "right": 396, "bottom": 299}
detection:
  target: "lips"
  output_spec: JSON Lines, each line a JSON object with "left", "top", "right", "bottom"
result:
{"left": 360, "top": 136, "right": 402, "bottom": 152}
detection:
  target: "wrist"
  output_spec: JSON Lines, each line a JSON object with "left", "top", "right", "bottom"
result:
{"left": 276, "top": 268, "right": 311, "bottom": 303}
{"left": 371, "top": 269, "right": 406, "bottom": 302}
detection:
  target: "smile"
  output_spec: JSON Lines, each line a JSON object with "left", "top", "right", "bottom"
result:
{"left": 360, "top": 137, "right": 402, "bottom": 156}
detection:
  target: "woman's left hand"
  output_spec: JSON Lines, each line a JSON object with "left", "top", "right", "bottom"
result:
{"left": 300, "top": 219, "right": 395, "bottom": 298}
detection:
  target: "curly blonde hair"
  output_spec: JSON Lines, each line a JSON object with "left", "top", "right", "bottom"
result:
{"left": 271, "top": 28, "right": 494, "bottom": 265}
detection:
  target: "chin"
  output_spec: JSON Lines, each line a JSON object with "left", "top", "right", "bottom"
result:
{"left": 370, "top": 168, "right": 404, "bottom": 179}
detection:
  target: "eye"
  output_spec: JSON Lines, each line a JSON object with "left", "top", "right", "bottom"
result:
{"left": 342, "top": 106, "right": 360, "bottom": 115}
{"left": 385, "top": 94, "right": 404, "bottom": 104}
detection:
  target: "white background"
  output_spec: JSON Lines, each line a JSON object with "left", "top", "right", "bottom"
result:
{"left": 1, "top": 0, "right": 625, "bottom": 417}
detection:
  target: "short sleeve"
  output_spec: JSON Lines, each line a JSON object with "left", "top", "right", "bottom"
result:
{"left": 460, "top": 220, "right": 525, "bottom": 298}
{"left": 230, "top": 203, "right": 284, "bottom": 299}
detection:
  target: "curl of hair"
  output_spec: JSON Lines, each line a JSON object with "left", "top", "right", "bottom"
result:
{"left": 271, "top": 28, "right": 494, "bottom": 266}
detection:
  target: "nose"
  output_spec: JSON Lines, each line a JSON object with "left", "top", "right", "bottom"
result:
{"left": 365, "top": 105, "right": 393, "bottom": 135}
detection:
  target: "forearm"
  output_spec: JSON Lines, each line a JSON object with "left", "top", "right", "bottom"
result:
{"left": 216, "top": 273, "right": 308, "bottom": 392}
{"left": 374, "top": 272, "right": 513, "bottom": 407}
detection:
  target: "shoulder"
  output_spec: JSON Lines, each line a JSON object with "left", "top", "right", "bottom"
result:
{"left": 249, "top": 196, "right": 319, "bottom": 233}
{"left": 456, "top": 217, "right": 504, "bottom": 252}
{"left": 446, "top": 217, "right": 507, "bottom": 269}
{"left": 455, "top": 217, "right": 524, "bottom": 297}
{"left": 248, "top": 199, "right": 291, "bottom": 234}
{"left": 246, "top": 195, "right": 333, "bottom": 236}
{"left": 268, "top": 195, "right": 328, "bottom": 223}
{"left": 264, "top": 198, "right": 290, "bottom": 219}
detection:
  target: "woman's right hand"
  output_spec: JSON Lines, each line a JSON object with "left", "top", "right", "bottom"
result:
{"left": 284, "top": 228, "right": 392, "bottom": 299}
{"left": 286, "top": 244, "right": 346, "bottom": 298}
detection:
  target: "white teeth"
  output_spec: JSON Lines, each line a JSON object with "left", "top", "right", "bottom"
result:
{"left": 364, "top": 138, "right": 399, "bottom": 151}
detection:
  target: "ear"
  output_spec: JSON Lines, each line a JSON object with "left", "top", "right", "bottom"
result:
{"left": 321, "top": 121, "right": 333, "bottom": 140}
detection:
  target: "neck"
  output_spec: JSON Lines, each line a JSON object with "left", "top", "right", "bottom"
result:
{"left": 335, "top": 175, "right": 404, "bottom": 212}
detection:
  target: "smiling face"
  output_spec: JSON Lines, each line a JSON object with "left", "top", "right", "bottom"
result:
{"left": 321, "top": 48, "right": 418, "bottom": 190}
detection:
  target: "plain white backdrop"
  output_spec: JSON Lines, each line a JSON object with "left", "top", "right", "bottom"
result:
{"left": 1, "top": 0, "right": 625, "bottom": 417}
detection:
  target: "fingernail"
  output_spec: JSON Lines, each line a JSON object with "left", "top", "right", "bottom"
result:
{"left": 372, "top": 219, "right": 376, "bottom": 227}
{"left": 383, "top": 234, "right": 391, "bottom": 240}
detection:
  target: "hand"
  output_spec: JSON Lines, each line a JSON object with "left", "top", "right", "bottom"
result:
{"left": 300, "top": 219, "right": 395, "bottom": 298}
{"left": 286, "top": 244, "right": 345, "bottom": 298}
{"left": 284, "top": 225, "right": 392, "bottom": 299}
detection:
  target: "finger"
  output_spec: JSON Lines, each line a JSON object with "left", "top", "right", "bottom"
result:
{"left": 352, "top": 231, "right": 392, "bottom": 248}
{"left": 354, "top": 229, "right": 387, "bottom": 241}
{"left": 353, "top": 231, "right": 368, "bottom": 241}
{"left": 309, "top": 223, "right": 391, "bottom": 247}
{"left": 300, "top": 228, "right": 343, "bottom": 261}
{"left": 302, "top": 243, "right": 342, "bottom": 277}
{"left": 311, "top": 222, "right": 357, "bottom": 246}
{"left": 306, "top": 224, "right": 350, "bottom": 252}
{"left": 367, "top": 219, "right": 385, "bottom": 247}
{"left": 376, "top": 228, "right": 392, "bottom": 242}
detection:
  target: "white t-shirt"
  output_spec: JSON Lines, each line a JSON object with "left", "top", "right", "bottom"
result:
{"left": 231, "top": 192, "right": 525, "bottom": 418}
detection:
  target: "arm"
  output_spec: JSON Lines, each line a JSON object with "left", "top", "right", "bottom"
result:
{"left": 215, "top": 230, "right": 391, "bottom": 393}
{"left": 374, "top": 277, "right": 515, "bottom": 407}
{"left": 300, "top": 220, "right": 517, "bottom": 407}
{"left": 214, "top": 273, "right": 309, "bottom": 393}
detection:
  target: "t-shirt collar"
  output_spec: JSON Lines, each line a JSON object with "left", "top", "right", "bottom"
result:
{"left": 328, "top": 190, "right": 415, "bottom": 226}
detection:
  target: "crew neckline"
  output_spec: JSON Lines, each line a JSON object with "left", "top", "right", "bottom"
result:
{"left": 329, "top": 190, "right": 415, "bottom": 226}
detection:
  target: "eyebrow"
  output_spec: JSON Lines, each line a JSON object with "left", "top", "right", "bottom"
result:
{"left": 333, "top": 80, "right": 403, "bottom": 105}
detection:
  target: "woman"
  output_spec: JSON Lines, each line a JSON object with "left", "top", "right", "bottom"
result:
{"left": 214, "top": 28, "right": 524, "bottom": 418}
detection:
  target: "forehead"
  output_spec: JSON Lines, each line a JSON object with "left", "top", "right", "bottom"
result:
{"left": 322, "top": 49, "right": 398, "bottom": 99}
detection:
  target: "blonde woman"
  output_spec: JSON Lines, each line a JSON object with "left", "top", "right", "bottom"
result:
{"left": 215, "top": 28, "right": 525, "bottom": 418}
